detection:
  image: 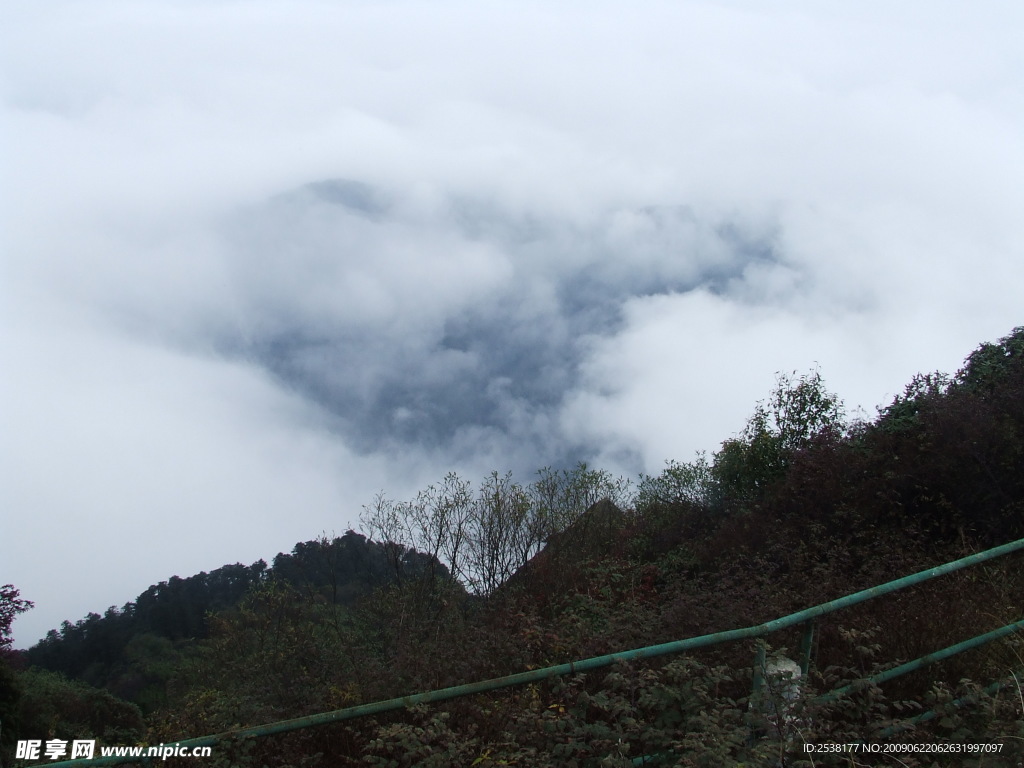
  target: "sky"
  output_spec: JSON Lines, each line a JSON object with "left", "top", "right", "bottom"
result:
{"left": 2, "top": 1, "right": 1022, "bottom": 648}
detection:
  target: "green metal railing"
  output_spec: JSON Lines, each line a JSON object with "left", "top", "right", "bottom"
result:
{"left": 39, "top": 536, "right": 1024, "bottom": 766}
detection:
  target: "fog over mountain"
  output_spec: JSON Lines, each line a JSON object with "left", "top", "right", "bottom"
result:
{"left": 212, "top": 179, "right": 781, "bottom": 467}
{"left": 2, "top": 0, "right": 1022, "bottom": 647}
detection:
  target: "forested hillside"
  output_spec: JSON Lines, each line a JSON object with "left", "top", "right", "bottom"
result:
{"left": 3, "top": 327, "right": 1023, "bottom": 766}
{"left": 13, "top": 533, "right": 440, "bottom": 713}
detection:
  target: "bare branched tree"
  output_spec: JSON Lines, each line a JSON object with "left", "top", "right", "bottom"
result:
{"left": 361, "top": 464, "right": 633, "bottom": 595}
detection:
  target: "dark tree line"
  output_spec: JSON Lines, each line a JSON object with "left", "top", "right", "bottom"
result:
{"left": 27, "top": 560, "right": 268, "bottom": 683}
{"left": 23, "top": 531, "right": 426, "bottom": 710}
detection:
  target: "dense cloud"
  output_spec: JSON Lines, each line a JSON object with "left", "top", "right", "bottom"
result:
{"left": 210, "top": 180, "right": 780, "bottom": 466}
{"left": 2, "top": 0, "right": 1023, "bottom": 647}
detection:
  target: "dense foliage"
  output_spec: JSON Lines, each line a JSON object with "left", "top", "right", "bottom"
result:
{"left": 1, "top": 586, "right": 33, "bottom": 656}
{"left": 22, "top": 532, "right": 434, "bottom": 713}
{"left": 1, "top": 585, "right": 34, "bottom": 753}
{"left": 7, "top": 326, "right": 1024, "bottom": 766}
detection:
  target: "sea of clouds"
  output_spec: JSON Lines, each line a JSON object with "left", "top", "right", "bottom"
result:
{"left": 3, "top": 0, "right": 1022, "bottom": 646}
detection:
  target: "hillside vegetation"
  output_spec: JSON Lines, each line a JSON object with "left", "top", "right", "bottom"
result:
{"left": 3, "top": 327, "right": 1024, "bottom": 766}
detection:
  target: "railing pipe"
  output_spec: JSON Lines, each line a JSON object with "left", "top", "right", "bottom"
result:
{"left": 819, "top": 617, "right": 1024, "bottom": 703}
{"left": 878, "top": 668, "right": 1024, "bottom": 737}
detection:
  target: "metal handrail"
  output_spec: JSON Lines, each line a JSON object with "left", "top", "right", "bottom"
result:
{"left": 878, "top": 668, "right": 1024, "bottom": 738}
{"left": 41, "top": 536, "right": 1024, "bottom": 766}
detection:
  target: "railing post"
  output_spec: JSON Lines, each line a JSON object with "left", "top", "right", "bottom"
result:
{"left": 752, "top": 639, "right": 766, "bottom": 699}
{"left": 799, "top": 620, "right": 816, "bottom": 675}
